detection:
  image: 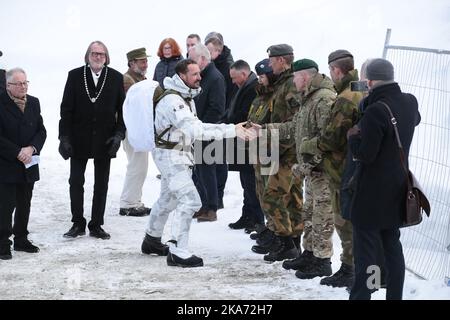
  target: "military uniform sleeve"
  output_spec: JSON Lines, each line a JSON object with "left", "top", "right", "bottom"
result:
{"left": 319, "top": 97, "right": 359, "bottom": 153}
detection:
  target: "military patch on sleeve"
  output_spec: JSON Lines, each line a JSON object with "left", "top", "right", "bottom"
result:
{"left": 173, "top": 104, "right": 185, "bottom": 112}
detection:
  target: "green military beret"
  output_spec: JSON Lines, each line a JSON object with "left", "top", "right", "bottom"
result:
{"left": 292, "top": 59, "right": 319, "bottom": 72}
{"left": 267, "top": 44, "right": 294, "bottom": 57}
{"left": 126, "top": 47, "right": 150, "bottom": 62}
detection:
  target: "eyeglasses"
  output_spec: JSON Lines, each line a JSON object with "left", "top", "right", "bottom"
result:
{"left": 8, "top": 81, "right": 29, "bottom": 87}
{"left": 90, "top": 52, "right": 106, "bottom": 58}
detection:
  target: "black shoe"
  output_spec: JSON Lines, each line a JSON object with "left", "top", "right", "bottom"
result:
{"left": 249, "top": 224, "right": 267, "bottom": 240}
{"left": 141, "top": 234, "right": 169, "bottom": 256}
{"left": 295, "top": 257, "right": 332, "bottom": 279}
{"left": 228, "top": 216, "right": 255, "bottom": 230}
{"left": 320, "top": 263, "right": 354, "bottom": 288}
{"left": 63, "top": 225, "right": 86, "bottom": 238}
{"left": 89, "top": 227, "right": 111, "bottom": 240}
{"left": 14, "top": 238, "right": 40, "bottom": 253}
{"left": 119, "top": 207, "right": 151, "bottom": 217}
{"left": 282, "top": 250, "right": 313, "bottom": 270}
{"left": 0, "top": 246, "right": 12, "bottom": 260}
{"left": 167, "top": 252, "right": 203, "bottom": 268}
{"left": 156, "top": 174, "right": 161, "bottom": 180}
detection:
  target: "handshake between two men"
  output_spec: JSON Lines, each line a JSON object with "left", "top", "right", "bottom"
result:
{"left": 234, "top": 121, "right": 321, "bottom": 178}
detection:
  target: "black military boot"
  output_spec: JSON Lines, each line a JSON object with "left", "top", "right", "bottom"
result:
{"left": 228, "top": 216, "right": 255, "bottom": 230}
{"left": 167, "top": 252, "right": 204, "bottom": 268}
{"left": 320, "top": 263, "right": 354, "bottom": 288}
{"left": 282, "top": 250, "right": 314, "bottom": 270}
{"left": 295, "top": 256, "right": 332, "bottom": 279}
{"left": 251, "top": 229, "right": 275, "bottom": 254}
{"left": 263, "top": 236, "right": 298, "bottom": 262}
{"left": 141, "top": 234, "right": 169, "bottom": 256}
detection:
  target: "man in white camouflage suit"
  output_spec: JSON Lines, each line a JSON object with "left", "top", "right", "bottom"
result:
{"left": 141, "top": 58, "right": 253, "bottom": 267}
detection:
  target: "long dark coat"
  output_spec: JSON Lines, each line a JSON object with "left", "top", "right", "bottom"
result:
{"left": 0, "top": 92, "right": 46, "bottom": 183}
{"left": 348, "top": 83, "right": 421, "bottom": 229}
{"left": 58, "top": 65, "right": 125, "bottom": 159}
{"left": 224, "top": 72, "right": 258, "bottom": 171}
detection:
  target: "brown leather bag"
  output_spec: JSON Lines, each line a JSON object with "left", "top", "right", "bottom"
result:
{"left": 380, "top": 101, "right": 431, "bottom": 227}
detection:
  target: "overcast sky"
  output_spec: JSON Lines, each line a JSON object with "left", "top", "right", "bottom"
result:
{"left": 1, "top": 0, "right": 449, "bottom": 120}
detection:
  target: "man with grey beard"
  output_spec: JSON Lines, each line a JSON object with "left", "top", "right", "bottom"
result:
{"left": 119, "top": 48, "right": 158, "bottom": 217}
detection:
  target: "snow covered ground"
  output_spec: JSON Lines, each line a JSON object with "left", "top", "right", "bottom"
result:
{"left": 1, "top": 0, "right": 449, "bottom": 301}
{"left": 0, "top": 129, "right": 448, "bottom": 300}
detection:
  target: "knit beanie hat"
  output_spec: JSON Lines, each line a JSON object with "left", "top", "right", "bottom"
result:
{"left": 365, "top": 58, "right": 394, "bottom": 81}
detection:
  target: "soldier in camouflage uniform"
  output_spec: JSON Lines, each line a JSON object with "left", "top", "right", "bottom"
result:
{"left": 247, "top": 59, "right": 277, "bottom": 238}
{"left": 266, "top": 59, "right": 336, "bottom": 279}
{"left": 252, "top": 45, "right": 304, "bottom": 263}
{"left": 314, "top": 50, "right": 363, "bottom": 287}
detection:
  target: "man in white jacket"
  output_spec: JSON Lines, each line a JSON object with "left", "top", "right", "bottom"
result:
{"left": 141, "top": 59, "right": 253, "bottom": 267}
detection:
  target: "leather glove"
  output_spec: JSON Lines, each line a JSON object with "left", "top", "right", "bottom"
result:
{"left": 105, "top": 134, "right": 123, "bottom": 157}
{"left": 58, "top": 136, "right": 73, "bottom": 160}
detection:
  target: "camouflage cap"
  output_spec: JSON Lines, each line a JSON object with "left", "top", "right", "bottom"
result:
{"left": 126, "top": 47, "right": 150, "bottom": 62}
{"left": 267, "top": 44, "right": 293, "bottom": 57}
{"left": 292, "top": 59, "right": 319, "bottom": 72}
{"left": 255, "top": 58, "right": 272, "bottom": 75}
{"left": 328, "top": 49, "right": 353, "bottom": 64}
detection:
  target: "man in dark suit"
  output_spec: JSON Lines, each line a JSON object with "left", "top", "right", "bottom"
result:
{"left": 188, "top": 43, "right": 227, "bottom": 222}
{"left": 347, "top": 58, "right": 421, "bottom": 300}
{"left": 59, "top": 41, "right": 126, "bottom": 240}
{"left": 0, "top": 68, "right": 46, "bottom": 260}
{"left": 225, "top": 60, "right": 264, "bottom": 231}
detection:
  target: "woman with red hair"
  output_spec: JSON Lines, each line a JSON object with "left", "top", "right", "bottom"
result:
{"left": 153, "top": 38, "right": 183, "bottom": 89}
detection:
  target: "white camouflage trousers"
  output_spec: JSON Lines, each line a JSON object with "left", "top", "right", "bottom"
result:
{"left": 120, "top": 135, "right": 149, "bottom": 208}
{"left": 145, "top": 148, "right": 201, "bottom": 258}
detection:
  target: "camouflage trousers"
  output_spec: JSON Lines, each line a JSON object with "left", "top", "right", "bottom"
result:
{"left": 256, "top": 163, "right": 304, "bottom": 237}
{"left": 330, "top": 185, "right": 353, "bottom": 266}
{"left": 146, "top": 149, "right": 201, "bottom": 258}
{"left": 302, "top": 173, "right": 334, "bottom": 259}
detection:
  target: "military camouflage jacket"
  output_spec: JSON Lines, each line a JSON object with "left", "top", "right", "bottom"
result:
{"left": 247, "top": 84, "right": 274, "bottom": 125}
{"left": 267, "top": 69, "right": 301, "bottom": 165}
{"left": 268, "top": 73, "right": 336, "bottom": 170}
{"left": 318, "top": 70, "right": 363, "bottom": 187}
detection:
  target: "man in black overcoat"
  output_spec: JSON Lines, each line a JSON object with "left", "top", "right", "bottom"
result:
{"left": 59, "top": 41, "right": 125, "bottom": 240}
{"left": 0, "top": 68, "right": 46, "bottom": 259}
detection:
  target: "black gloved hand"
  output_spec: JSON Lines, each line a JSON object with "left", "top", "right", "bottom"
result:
{"left": 58, "top": 136, "right": 73, "bottom": 160}
{"left": 105, "top": 134, "right": 123, "bottom": 157}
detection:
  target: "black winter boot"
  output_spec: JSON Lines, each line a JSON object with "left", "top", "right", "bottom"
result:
{"left": 0, "top": 245, "right": 12, "bottom": 260}
{"left": 251, "top": 229, "right": 275, "bottom": 254}
{"left": 282, "top": 250, "right": 313, "bottom": 270}
{"left": 263, "top": 236, "right": 298, "bottom": 262}
{"left": 167, "top": 252, "right": 204, "bottom": 268}
{"left": 141, "top": 234, "right": 169, "bottom": 256}
{"left": 295, "top": 256, "right": 332, "bottom": 279}
{"left": 320, "top": 263, "right": 354, "bottom": 288}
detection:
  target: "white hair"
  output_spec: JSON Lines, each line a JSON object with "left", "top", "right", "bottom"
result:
{"left": 190, "top": 43, "right": 211, "bottom": 63}
{"left": 6, "top": 67, "right": 26, "bottom": 83}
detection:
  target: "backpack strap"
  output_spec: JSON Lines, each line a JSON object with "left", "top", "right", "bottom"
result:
{"left": 153, "top": 89, "right": 193, "bottom": 150}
